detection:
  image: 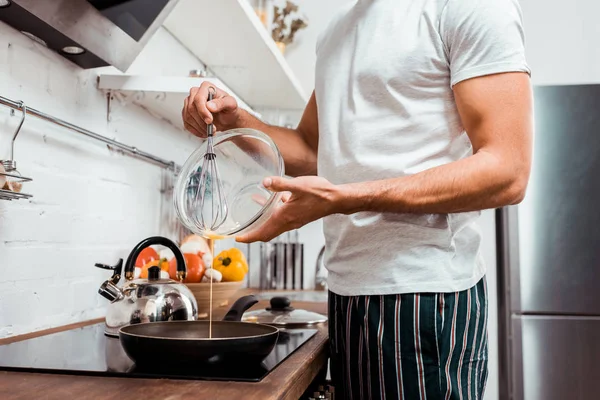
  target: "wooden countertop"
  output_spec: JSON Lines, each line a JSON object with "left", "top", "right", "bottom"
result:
{"left": 0, "top": 295, "right": 329, "bottom": 400}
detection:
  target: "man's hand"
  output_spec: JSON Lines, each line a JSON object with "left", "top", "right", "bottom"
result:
{"left": 182, "top": 81, "right": 241, "bottom": 137}
{"left": 182, "top": 84, "right": 319, "bottom": 178}
{"left": 235, "top": 176, "right": 342, "bottom": 243}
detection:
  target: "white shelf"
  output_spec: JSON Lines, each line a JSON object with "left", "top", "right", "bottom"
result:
{"left": 97, "top": 74, "right": 259, "bottom": 129}
{"left": 162, "top": 0, "right": 309, "bottom": 111}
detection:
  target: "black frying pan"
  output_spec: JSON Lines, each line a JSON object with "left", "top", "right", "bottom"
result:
{"left": 119, "top": 295, "right": 278, "bottom": 366}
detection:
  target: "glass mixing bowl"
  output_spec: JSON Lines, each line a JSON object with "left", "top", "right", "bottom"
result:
{"left": 173, "top": 128, "right": 285, "bottom": 238}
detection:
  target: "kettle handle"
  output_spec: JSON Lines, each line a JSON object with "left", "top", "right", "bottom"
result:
{"left": 123, "top": 236, "right": 186, "bottom": 281}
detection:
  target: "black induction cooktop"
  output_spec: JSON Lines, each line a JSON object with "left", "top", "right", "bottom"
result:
{"left": 0, "top": 323, "right": 317, "bottom": 382}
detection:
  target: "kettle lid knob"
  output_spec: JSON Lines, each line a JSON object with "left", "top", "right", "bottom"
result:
{"left": 148, "top": 266, "right": 161, "bottom": 281}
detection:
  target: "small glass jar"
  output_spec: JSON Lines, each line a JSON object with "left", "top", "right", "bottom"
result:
{"left": 254, "top": 0, "right": 273, "bottom": 31}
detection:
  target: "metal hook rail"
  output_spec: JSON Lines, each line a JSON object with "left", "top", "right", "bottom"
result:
{"left": 1, "top": 99, "right": 32, "bottom": 201}
{"left": 0, "top": 95, "right": 180, "bottom": 170}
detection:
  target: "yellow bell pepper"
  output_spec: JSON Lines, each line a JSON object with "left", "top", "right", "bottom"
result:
{"left": 213, "top": 248, "right": 248, "bottom": 281}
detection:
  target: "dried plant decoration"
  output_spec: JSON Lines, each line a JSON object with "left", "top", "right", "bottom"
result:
{"left": 271, "top": 1, "right": 308, "bottom": 47}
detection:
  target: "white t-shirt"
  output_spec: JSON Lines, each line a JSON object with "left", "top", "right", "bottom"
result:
{"left": 315, "top": 0, "right": 530, "bottom": 296}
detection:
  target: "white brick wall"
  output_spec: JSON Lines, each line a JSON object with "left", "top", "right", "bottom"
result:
{"left": 0, "top": 23, "right": 203, "bottom": 338}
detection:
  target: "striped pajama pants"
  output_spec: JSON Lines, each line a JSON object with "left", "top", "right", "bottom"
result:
{"left": 328, "top": 277, "right": 488, "bottom": 400}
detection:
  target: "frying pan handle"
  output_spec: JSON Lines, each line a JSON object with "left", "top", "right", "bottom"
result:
{"left": 222, "top": 295, "right": 259, "bottom": 321}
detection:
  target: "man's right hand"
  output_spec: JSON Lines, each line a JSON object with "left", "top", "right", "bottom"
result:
{"left": 182, "top": 82, "right": 241, "bottom": 137}
{"left": 183, "top": 84, "right": 319, "bottom": 177}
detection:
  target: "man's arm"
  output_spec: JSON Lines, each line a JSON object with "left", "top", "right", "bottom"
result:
{"left": 232, "top": 92, "right": 319, "bottom": 177}
{"left": 338, "top": 71, "right": 533, "bottom": 214}
{"left": 236, "top": 71, "right": 533, "bottom": 243}
{"left": 182, "top": 82, "right": 319, "bottom": 177}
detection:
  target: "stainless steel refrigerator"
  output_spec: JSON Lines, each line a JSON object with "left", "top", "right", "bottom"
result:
{"left": 496, "top": 84, "right": 600, "bottom": 400}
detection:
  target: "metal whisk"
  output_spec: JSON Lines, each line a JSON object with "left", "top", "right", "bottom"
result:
{"left": 190, "top": 87, "right": 229, "bottom": 232}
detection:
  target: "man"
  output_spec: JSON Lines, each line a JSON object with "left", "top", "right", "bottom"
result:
{"left": 183, "top": 0, "right": 532, "bottom": 397}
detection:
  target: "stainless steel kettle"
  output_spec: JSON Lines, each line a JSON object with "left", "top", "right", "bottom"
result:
{"left": 95, "top": 236, "right": 198, "bottom": 337}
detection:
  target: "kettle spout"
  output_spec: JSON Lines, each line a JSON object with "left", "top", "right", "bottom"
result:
{"left": 99, "top": 280, "right": 124, "bottom": 302}
{"left": 95, "top": 259, "right": 124, "bottom": 302}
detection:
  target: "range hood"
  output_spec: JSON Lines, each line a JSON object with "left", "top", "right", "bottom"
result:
{"left": 0, "top": 0, "right": 179, "bottom": 71}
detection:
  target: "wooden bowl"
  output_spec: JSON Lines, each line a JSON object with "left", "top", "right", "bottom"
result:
{"left": 185, "top": 281, "right": 244, "bottom": 318}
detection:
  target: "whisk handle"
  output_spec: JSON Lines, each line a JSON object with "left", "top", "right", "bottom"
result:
{"left": 207, "top": 88, "right": 215, "bottom": 138}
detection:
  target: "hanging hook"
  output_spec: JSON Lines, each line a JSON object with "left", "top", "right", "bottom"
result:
{"left": 3, "top": 101, "right": 27, "bottom": 172}
{"left": 10, "top": 101, "right": 27, "bottom": 162}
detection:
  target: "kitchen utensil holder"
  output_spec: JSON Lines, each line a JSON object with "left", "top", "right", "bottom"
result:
{"left": 259, "top": 234, "right": 304, "bottom": 290}
{"left": 0, "top": 101, "right": 33, "bottom": 201}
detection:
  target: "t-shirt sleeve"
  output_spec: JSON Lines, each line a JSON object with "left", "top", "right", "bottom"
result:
{"left": 440, "top": 0, "right": 531, "bottom": 87}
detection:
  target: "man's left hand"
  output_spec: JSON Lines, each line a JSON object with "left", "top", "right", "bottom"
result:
{"left": 235, "top": 176, "right": 342, "bottom": 243}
